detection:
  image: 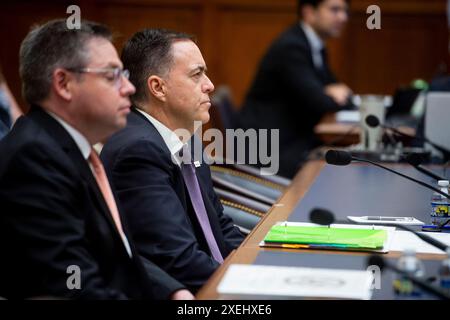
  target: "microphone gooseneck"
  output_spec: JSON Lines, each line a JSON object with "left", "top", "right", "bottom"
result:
{"left": 404, "top": 153, "right": 447, "bottom": 181}
{"left": 324, "top": 150, "right": 450, "bottom": 200}
{"left": 309, "top": 194, "right": 449, "bottom": 252}
{"left": 364, "top": 114, "right": 450, "bottom": 160}
{"left": 367, "top": 255, "right": 450, "bottom": 300}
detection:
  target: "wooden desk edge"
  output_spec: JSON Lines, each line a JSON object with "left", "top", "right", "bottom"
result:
{"left": 196, "top": 159, "right": 447, "bottom": 300}
{"left": 196, "top": 160, "right": 325, "bottom": 299}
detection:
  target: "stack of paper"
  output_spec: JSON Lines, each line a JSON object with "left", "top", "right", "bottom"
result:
{"left": 260, "top": 222, "right": 394, "bottom": 253}
{"left": 390, "top": 230, "right": 450, "bottom": 255}
{"left": 218, "top": 264, "right": 374, "bottom": 300}
{"left": 336, "top": 110, "right": 360, "bottom": 123}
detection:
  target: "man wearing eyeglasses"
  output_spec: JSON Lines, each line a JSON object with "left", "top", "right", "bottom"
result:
{"left": 240, "top": 0, "right": 353, "bottom": 178}
{"left": 0, "top": 19, "right": 191, "bottom": 299}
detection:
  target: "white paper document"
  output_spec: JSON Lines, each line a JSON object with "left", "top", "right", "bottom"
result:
{"left": 336, "top": 110, "right": 360, "bottom": 123}
{"left": 273, "top": 221, "right": 396, "bottom": 232}
{"left": 390, "top": 230, "right": 450, "bottom": 255}
{"left": 218, "top": 264, "right": 374, "bottom": 300}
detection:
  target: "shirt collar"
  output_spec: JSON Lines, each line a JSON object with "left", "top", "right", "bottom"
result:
{"left": 301, "top": 22, "right": 324, "bottom": 53}
{"left": 46, "top": 111, "right": 91, "bottom": 160}
{"left": 136, "top": 108, "right": 185, "bottom": 166}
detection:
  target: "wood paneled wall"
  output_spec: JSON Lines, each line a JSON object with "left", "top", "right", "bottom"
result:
{"left": 0, "top": 0, "right": 448, "bottom": 112}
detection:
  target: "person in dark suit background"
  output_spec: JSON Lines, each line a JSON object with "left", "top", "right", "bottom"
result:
{"left": 100, "top": 29, "right": 244, "bottom": 293}
{"left": 0, "top": 19, "right": 192, "bottom": 299}
{"left": 240, "top": 0, "right": 353, "bottom": 178}
{"left": 0, "top": 66, "right": 22, "bottom": 139}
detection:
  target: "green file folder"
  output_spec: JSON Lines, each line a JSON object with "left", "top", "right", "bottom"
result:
{"left": 264, "top": 225, "right": 388, "bottom": 249}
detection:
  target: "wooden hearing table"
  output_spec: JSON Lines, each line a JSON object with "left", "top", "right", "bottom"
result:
{"left": 196, "top": 160, "right": 447, "bottom": 299}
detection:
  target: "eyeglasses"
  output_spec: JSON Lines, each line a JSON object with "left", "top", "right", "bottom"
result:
{"left": 66, "top": 67, "right": 130, "bottom": 89}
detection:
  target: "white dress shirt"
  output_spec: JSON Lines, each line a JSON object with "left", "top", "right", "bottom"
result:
{"left": 301, "top": 22, "right": 325, "bottom": 70}
{"left": 136, "top": 108, "right": 186, "bottom": 167}
{"left": 47, "top": 111, "right": 91, "bottom": 160}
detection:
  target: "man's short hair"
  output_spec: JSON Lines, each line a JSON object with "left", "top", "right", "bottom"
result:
{"left": 121, "top": 28, "right": 194, "bottom": 106}
{"left": 19, "top": 19, "right": 112, "bottom": 105}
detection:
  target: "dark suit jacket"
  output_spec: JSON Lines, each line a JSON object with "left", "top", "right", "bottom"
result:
{"left": 240, "top": 24, "right": 352, "bottom": 178}
{"left": 0, "top": 106, "right": 184, "bottom": 299}
{"left": 100, "top": 108, "right": 244, "bottom": 292}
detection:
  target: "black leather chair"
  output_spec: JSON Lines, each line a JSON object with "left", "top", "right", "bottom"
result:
{"left": 215, "top": 188, "right": 271, "bottom": 234}
{"left": 210, "top": 164, "right": 289, "bottom": 205}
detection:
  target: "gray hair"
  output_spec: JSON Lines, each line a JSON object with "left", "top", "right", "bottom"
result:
{"left": 19, "top": 19, "right": 112, "bottom": 105}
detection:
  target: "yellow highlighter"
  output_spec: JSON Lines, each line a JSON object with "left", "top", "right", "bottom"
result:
{"left": 280, "top": 244, "right": 310, "bottom": 249}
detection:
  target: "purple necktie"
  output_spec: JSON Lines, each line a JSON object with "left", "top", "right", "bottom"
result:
{"left": 181, "top": 162, "right": 224, "bottom": 264}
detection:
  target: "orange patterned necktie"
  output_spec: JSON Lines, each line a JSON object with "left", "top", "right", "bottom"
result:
{"left": 88, "top": 149, "right": 131, "bottom": 256}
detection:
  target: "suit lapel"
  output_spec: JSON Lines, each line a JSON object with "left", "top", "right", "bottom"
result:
{"left": 296, "top": 26, "right": 315, "bottom": 69}
{"left": 131, "top": 107, "right": 223, "bottom": 252}
{"left": 296, "top": 25, "right": 330, "bottom": 83}
{"left": 131, "top": 108, "right": 190, "bottom": 210}
{"left": 28, "top": 107, "right": 123, "bottom": 241}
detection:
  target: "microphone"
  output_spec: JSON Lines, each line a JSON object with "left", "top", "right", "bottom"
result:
{"left": 365, "top": 114, "right": 450, "bottom": 160}
{"left": 367, "top": 255, "right": 450, "bottom": 300}
{"left": 311, "top": 208, "right": 450, "bottom": 299}
{"left": 365, "top": 114, "right": 381, "bottom": 128}
{"left": 404, "top": 153, "right": 447, "bottom": 181}
{"left": 365, "top": 115, "right": 414, "bottom": 141}
{"left": 325, "top": 149, "right": 450, "bottom": 200}
{"left": 325, "top": 149, "right": 353, "bottom": 166}
{"left": 310, "top": 207, "right": 335, "bottom": 226}
{"left": 365, "top": 115, "right": 398, "bottom": 146}
{"left": 309, "top": 207, "right": 449, "bottom": 252}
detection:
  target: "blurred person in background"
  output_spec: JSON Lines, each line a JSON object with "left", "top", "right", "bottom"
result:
{"left": 239, "top": 0, "right": 353, "bottom": 178}
{"left": 0, "top": 66, "right": 22, "bottom": 139}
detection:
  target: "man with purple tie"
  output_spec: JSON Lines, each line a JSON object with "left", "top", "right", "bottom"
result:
{"left": 100, "top": 29, "right": 244, "bottom": 293}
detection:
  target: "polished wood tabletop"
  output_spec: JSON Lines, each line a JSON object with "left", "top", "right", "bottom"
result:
{"left": 196, "top": 159, "right": 445, "bottom": 300}
{"left": 314, "top": 113, "right": 416, "bottom": 146}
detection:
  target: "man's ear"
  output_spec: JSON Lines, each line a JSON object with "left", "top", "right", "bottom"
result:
{"left": 52, "top": 68, "right": 74, "bottom": 101}
{"left": 147, "top": 75, "right": 166, "bottom": 102}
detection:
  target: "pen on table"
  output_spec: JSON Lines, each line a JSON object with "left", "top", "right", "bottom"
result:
{"left": 281, "top": 244, "right": 309, "bottom": 249}
{"left": 361, "top": 216, "right": 414, "bottom": 221}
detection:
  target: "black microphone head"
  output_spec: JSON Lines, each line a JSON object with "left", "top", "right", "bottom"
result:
{"left": 404, "top": 153, "right": 424, "bottom": 167}
{"left": 367, "top": 255, "right": 385, "bottom": 271}
{"left": 325, "top": 150, "right": 353, "bottom": 166}
{"left": 310, "top": 208, "right": 335, "bottom": 225}
{"left": 365, "top": 115, "right": 380, "bottom": 128}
